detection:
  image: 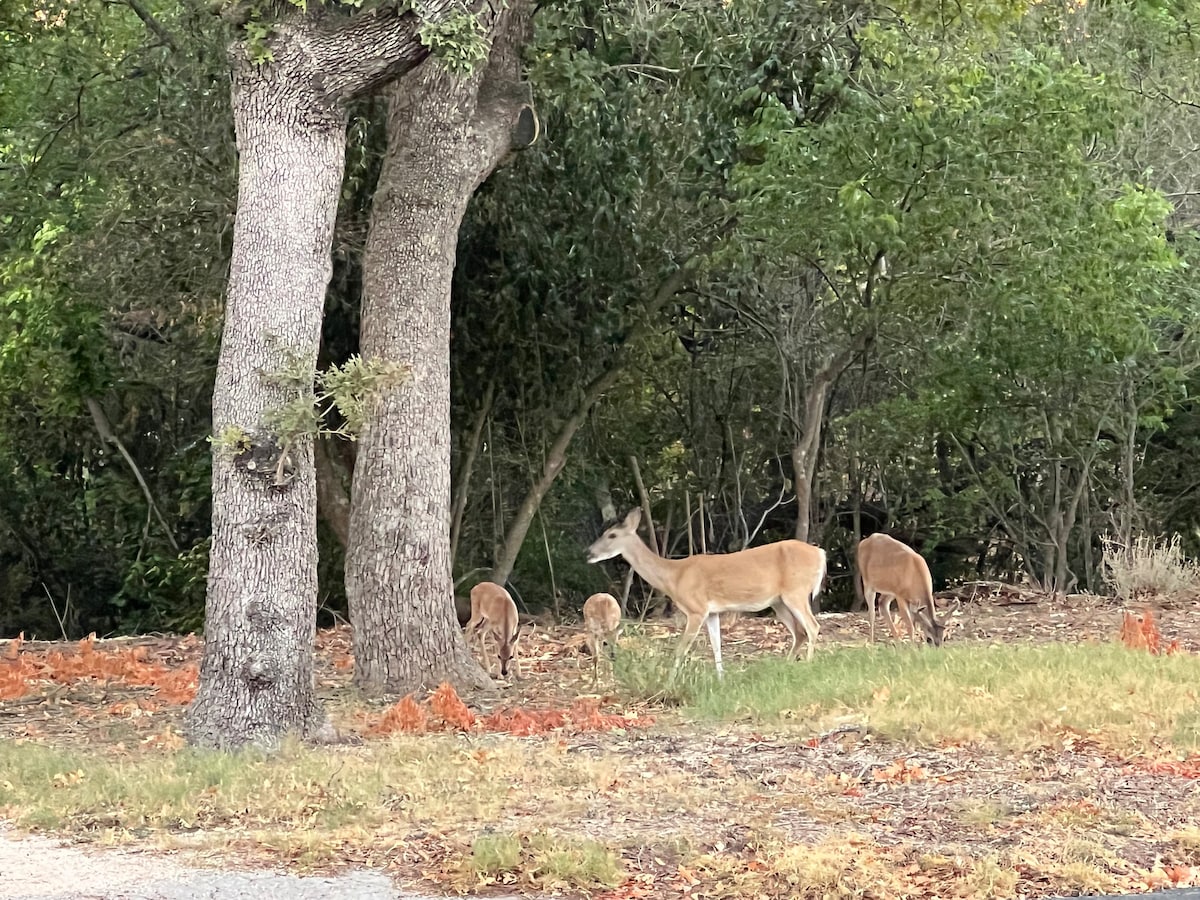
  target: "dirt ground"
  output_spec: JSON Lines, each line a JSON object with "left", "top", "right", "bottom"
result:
{"left": 2, "top": 587, "right": 1199, "bottom": 899}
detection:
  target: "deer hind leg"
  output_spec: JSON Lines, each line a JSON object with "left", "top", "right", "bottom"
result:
{"left": 879, "top": 596, "right": 904, "bottom": 640}
{"left": 506, "top": 626, "right": 523, "bottom": 680}
{"left": 702, "top": 612, "right": 727, "bottom": 678}
{"left": 771, "top": 599, "right": 800, "bottom": 659}
{"left": 670, "top": 611, "right": 709, "bottom": 679}
{"left": 583, "top": 633, "right": 597, "bottom": 681}
{"left": 780, "top": 591, "right": 820, "bottom": 661}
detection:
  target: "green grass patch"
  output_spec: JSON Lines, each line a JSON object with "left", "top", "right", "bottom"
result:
{"left": 0, "top": 735, "right": 613, "bottom": 836}
{"left": 466, "top": 830, "right": 623, "bottom": 890}
{"left": 0, "top": 739, "right": 388, "bottom": 832}
{"left": 616, "top": 639, "right": 1200, "bottom": 751}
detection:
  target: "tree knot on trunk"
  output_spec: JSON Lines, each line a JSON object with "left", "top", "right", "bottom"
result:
{"left": 217, "top": 427, "right": 298, "bottom": 490}
{"left": 242, "top": 655, "right": 280, "bottom": 690}
{"left": 240, "top": 508, "right": 292, "bottom": 546}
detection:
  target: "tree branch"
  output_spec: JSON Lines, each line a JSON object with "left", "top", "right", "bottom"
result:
{"left": 85, "top": 397, "right": 180, "bottom": 553}
{"left": 124, "top": 0, "right": 178, "bottom": 49}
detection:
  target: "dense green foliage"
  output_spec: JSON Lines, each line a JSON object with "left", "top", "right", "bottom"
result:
{"left": 2, "top": 0, "right": 1198, "bottom": 636}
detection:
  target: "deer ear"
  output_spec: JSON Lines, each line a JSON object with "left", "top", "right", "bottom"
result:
{"left": 624, "top": 508, "right": 642, "bottom": 530}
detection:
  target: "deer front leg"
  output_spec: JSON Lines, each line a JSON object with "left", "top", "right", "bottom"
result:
{"left": 866, "top": 587, "right": 879, "bottom": 644}
{"left": 891, "top": 598, "right": 915, "bottom": 641}
{"left": 586, "top": 633, "right": 600, "bottom": 686}
{"left": 704, "top": 613, "right": 724, "bottom": 679}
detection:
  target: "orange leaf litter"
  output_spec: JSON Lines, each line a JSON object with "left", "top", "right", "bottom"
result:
{"left": 368, "top": 683, "right": 653, "bottom": 737}
{"left": 0, "top": 633, "right": 198, "bottom": 704}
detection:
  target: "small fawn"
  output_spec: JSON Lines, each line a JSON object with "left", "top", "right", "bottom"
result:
{"left": 856, "top": 533, "right": 945, "bottom": 646}
{"left": 582, "top": 592, "right": 622, "bottom": 683}
{"left": 465, "top": 582, "right": 523, "bottom": 679}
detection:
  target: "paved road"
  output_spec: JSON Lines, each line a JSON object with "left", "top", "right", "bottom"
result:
{"left": 0, "top": 828, "right": 499, "bottom": 900}
{"left": 13, "top": 871, "right": 404, "bottom": 900}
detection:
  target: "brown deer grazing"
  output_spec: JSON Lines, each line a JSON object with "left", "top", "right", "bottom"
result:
{"left": 586, "top": 508, "right": 826, "bottom": 678}
{"left": 465, "top": 582, "right": 523, "bottom": 679}
{"left": 855, "top": 533, "right": 945, "bottom": 646}
{"left": 582, "top": 592, "right": 622, "bottom": 684}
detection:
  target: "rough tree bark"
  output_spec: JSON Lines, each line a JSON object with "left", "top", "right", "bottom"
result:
{"left": 185, "top": 7, "right": 451, "bottom": 749}
{"left": 346, "top": 4, "right": 535, "bottom": 694}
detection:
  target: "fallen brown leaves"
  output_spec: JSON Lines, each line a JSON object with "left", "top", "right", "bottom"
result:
{"left": 366, "top": 682, "right": 653, "bottom": 737}
{"left": 0, "top": 633, "right": 198, "bottom": 704}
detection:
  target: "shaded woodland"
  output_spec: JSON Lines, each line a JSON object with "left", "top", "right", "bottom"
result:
{"left": 2, "top": 0, "right": 1199, "bottom": 643}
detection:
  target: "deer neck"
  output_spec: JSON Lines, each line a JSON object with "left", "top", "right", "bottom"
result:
{"left": 620, "top": 537, "right": 682, "bottom": 596}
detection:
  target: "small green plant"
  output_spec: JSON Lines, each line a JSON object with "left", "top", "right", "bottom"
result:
{"left": 951, "top": 798, "right": 1012, "bottom": 828}
{"left": 525, "top": 833, "right": 624, "bottom": 889}
{"left": 261, "top": 353, "right": 409, "bottom": 444}
{"left": 413, "top": 5, "right": 487, "bottom": 74}
{"left": 209, "top": 425, "right": 252, "bottom": 460}
{"left": 470, "top": 831, "right": 522, "bottom": 876}
{"left": 244, "top": 17, "right": 273, "bottom": 64}
{"left": 465, "top": 831, "right": 623, "bottom": 890}
{"left": 320, "top": 355, "right": 410, "bottom": 435}
{"left": 611, "top": 633, "right": 716, "bottom": 706}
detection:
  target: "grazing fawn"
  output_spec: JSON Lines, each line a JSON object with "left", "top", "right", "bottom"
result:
{"left": 582, "top": 592, "right": 622, "bottom": 684}
{"left": 465, "top": 582, "right": 523, "bottom": 679}
{"left": 856, "top": 533, "right": 946, "bottom": 646}
{"left": 586, "top": 508, "right": 826, "bottom": 678}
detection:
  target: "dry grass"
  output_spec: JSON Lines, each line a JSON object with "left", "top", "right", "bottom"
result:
{"left": 1101, "top": 533, "right": 1200, "bottom": 601}
{"left": 966, "top": 855, "right": 1020, "bottom": 899}
{"left": 1170, "top": 827, "right": 1200, "bottom": 864}
{"left": 0, "top": 734, "right": 706, "bottom": 840}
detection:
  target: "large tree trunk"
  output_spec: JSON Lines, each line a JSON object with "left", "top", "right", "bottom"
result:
{"left": 185, "top": 9, "right": 439, "bottom": 749}
{"left": 346, "top": 6, "right": 534, "bottom": 695}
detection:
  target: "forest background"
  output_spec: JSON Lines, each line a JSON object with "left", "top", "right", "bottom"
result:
{"left": 2, "top": 0, "right": 1199, "bottom": 644}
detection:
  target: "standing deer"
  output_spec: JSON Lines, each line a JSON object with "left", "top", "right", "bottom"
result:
{"left": 465, "top": 582, "right": 523, "bottom": 679}
{"left": 582, "top": 592, "right": 622, "bottom": 684}
{"left": 855, "top": 533, "right": 945, "bottom": 646}
{"left": 586, "top": 508, "right": 826, "bottom": 678}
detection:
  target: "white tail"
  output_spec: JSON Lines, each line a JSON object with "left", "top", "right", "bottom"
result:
{"left": 465, "top": 582, "right": 523, "bottom": 678}
{"left": 582, "top": 592, "right": 622, "bottom": 684}
{"left": 586, "top": 508, "right": 826, "bottom": 677}
{"left": 856, "top": 533, "right": 945, "bottom": 646}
